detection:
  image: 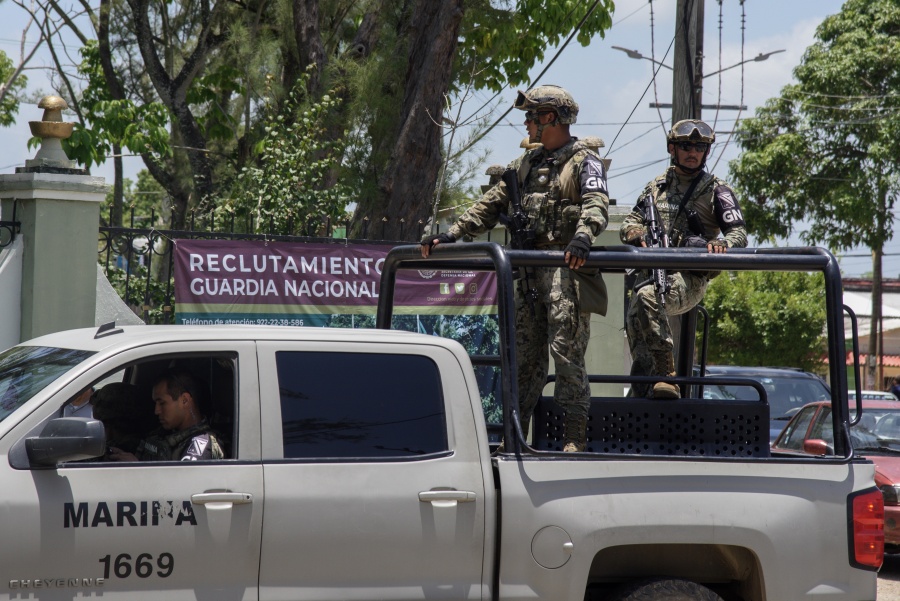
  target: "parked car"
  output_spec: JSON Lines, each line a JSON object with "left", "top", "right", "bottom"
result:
{"left": 772, "top": 399, "right": 900, "bottom": 552}
{"left": 850, "top": 390, "right": 899, "bottom": 402}
{"left": 696, "top": 366, "right": 831, "bottom": 442}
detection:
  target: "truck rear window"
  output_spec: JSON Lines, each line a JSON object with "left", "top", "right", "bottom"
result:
{"left": 275, "top": 351, "right": 447, "bottom": 459}
{"left": 0, "top": 346, "right": 95, "bottom": 422}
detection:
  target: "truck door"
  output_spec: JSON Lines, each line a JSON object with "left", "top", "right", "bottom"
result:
{"left": 0, "top": 341, "right": 264, "bottom": 601}
{"left": 256, "top": 340, "right": 489, "bottom": 600}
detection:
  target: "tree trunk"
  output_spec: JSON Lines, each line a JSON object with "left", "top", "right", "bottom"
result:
{"left": 867, "top": 247, "right": 883, "bottom": 389}
{"left": 126, "top": 0, "right": 224, "bottom": 223}
{"left": 352, "top": 0, "right": 464, "bottom": 241}
{"left": 291, "top": 0, "right": 325, "bottom": 97}
{"left": 112, "top": 144, "right": 124, "bottom": 227}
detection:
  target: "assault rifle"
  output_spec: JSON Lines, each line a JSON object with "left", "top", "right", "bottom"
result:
{"left": 500, "top": 168, "right": 539, "bottom": 315}
{"left": 642, "top": 195, "right": 671, "bottom": 308}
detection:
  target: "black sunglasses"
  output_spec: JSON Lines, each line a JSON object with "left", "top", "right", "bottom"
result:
{"left": 525, "top": 110, "right": 553, "bottom": 122}
{"left": 676, "top": 142, "right": 710, "bottom": 152}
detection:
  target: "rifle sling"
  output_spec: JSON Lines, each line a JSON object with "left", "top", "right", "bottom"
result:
{"left": 665, "top": 172, "right": 705, "bottom": 241}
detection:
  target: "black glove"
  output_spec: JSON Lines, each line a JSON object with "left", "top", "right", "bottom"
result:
{"left": 680, "top": 235, "right": 708, "bottom": 248}
{"left": 420, "top": 232, "right": 456, "bottom": 251}
{"left": 564, "top": 233, "right": 591, "bottom": 261}
{"left": 708, "top": 238, "right": 728, "bottom": 251}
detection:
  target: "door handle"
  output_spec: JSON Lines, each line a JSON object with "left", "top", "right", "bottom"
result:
{"left": 418, "top": 490, "right": 476, "bottom": 508}
{"left": 191, "top": 492, "right": 253, "bottom": 509}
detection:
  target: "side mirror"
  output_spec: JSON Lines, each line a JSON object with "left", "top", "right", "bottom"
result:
{"left": 25, "top": 418, "right": 106, "bottom": 467}
{"left": 802, "top": 439, "right": 833, "bottom": 456}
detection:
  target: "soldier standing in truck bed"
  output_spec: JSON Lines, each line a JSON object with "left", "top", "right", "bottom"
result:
{"left": 421, "top": 85, "right": 609, "bottom": 452}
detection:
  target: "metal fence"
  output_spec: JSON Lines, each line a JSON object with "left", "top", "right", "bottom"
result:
{"left": 98, "top": 208, "right": 420, "bottom": 325}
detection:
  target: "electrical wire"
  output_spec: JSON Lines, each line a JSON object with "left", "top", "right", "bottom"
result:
{"left": 613, "top": 2, "right": 648, "bottom": 27}
{"left": 454, "top": 0, "right": 604, "bottom": 157}
{"left": 648, "top": 0, "right": 667, "bottom": 135}
{"left": 604, "top": 35, "right": 675, "bottom": 157}
{"left": 710, "top": 0, "right": 746, "bottom": 173}
{"left": 711, "top": 0, "right": 724, "bottom": 131}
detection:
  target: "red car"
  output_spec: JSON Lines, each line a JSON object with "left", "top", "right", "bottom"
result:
{"left": 773, "top": 399, "right": 900, "bottom": 551}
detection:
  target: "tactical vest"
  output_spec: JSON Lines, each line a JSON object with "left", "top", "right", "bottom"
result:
{"left": 512, "top": 139, "right": 596, "bottom": 247}
{"left": 644, "top": 169, "right": 719, "bottom": 248}
{"left": 137, "top": 420, "right": 225, "bottom": 461}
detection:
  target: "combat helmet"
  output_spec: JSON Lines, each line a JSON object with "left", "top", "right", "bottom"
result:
{"left": 667, "top": 119, "right": 715, "bottom": 144}
{"left": 514, "top": 85, "right": 579, "bottom": 124}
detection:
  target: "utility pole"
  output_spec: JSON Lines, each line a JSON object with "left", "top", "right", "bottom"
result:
{"left": 671, "top": 0, "right": 704, "bottom": 377}
{"left": 672, "top": 0, "right": 704, "bottom": 124}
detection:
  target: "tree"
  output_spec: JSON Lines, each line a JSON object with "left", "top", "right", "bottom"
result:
{"left": 728, "top": 0, "right": 900, "bottom": 386}
{"left": 701, "top": 271, "right": 827, "bottom": 372}
{"left": 18, "top": 0, "right": 615, "bottom": 238}
{"left": 213, "top": 73, "right": 353, "bottom": 235}
{"left": 0, "top": 50, "right": 28, "bottom": 127}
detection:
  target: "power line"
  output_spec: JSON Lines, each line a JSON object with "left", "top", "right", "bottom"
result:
{"left": 613, "top": 3, "right": 648, "bottom": 26}
{"left": 454, "top": 0, "right": 604, "bottom": 157}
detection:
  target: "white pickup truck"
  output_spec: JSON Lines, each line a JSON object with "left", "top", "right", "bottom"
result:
{"left": 0, "top": 243, "right": 883, "bottom": 601}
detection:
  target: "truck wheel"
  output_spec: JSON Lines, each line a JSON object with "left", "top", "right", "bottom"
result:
{"left": 612, "top": 578, "right": 724, "bottom": 601}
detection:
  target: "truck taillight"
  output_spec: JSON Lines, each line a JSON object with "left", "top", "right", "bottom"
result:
{"left": 849, "top": 489, "right": 884, "bottom": 570}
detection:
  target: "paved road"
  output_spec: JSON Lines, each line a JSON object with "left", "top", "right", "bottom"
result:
{"left": 881, "top": 553, "right": 900, "bottom": 599}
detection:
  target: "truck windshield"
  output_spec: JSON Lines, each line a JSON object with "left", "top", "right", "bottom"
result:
{"left": 0, "top": 346, "right": 95, "bottom": 423}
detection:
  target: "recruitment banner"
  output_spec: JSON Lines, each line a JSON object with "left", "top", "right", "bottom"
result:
{"left": 173, "top": 239, "right": 498, "bottom": 326}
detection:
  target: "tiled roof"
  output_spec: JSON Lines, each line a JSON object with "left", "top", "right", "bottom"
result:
{"left": 846, "top": 353, "right": 900, "bottom": 367}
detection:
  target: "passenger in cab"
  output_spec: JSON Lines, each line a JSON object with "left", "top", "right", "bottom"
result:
{"left": 91, "top": 382, "right": 156, "bottom": 455}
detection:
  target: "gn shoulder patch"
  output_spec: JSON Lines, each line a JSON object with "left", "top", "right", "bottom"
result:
{"left": 580, "top": 153, "right": 608, "bottom": 195}
{"left": 713, "top": 184, "right": 745, "bottom": 228}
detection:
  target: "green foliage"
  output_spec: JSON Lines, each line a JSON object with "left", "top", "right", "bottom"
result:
{"left": 66, "top": 42, "right": 172, "bottom": 169}
{"left": 101, "top": 261, "right": 170, "bottom": 325}
{"left": 728, "top": 0, "right": 900, "bottom": 252}
{"left": 186, "top": 64, "right": 246, "bottom": 142}
{"left": 0, "top": 50, "right": 26, "bottom": 127}
{"left": 391, "top": 313, "right": 502, "bottom": 423}
{"left": 701, "top": 271, "right": 827, "bottom": 371}
{"left": 456, "top": 0, "right": 615, "bottom": 91}
{"left": 100, "top": 171, "right": 169, "bottom": 227}
{"left": 212, "top": 74, "right": 352, "bottom": 233}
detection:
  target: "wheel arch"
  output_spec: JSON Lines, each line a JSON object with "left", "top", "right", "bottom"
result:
{"left": 584, "top": 543, "right": 764, "bottom": 601}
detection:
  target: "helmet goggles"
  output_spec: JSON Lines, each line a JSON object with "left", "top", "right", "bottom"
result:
{"left": 668, "top": 119, "right": 715, "bottom": 144}
{"left": 514, "top": 85, "right": 578, "bottom": 124}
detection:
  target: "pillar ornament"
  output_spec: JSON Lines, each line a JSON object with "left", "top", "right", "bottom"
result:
{"left": 24, "top": 95, "right": 79, "bottom": 172}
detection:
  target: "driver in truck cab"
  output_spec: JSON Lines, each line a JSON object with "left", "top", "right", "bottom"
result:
{"left": 108, "top": 371, "right": 225, "bottom": 461}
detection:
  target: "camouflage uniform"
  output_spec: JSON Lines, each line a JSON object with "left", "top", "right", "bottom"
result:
{"left": 136, "top": 419, "right": 225, "bottom": 461}
{"left": 621, "top": 165, "right": 748, "bottom": 396}
{"left": 444, "top": 136, "right": 609, "bottom": 447}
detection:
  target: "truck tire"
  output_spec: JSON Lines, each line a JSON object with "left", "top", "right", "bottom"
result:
{"left": 611, "top": 578, "right": 724, "bottom": 601}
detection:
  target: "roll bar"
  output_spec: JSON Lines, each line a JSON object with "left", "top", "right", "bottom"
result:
{"left": 377, "top": 243, "right": 854, "bottom": 458}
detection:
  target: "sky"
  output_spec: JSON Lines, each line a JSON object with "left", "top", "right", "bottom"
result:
{"left": 0, "top": 0, "right": 888, "bottom": 277}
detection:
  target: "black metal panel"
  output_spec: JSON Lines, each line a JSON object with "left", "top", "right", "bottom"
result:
{"left": 534, "top": 397, "right": 770, "bottom": 457}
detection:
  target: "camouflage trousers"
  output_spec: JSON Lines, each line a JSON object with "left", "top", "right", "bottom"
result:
{"left": 626, "top": 271, "right": 708, "bottom": 394}
{"left": 514, "top": 265, "right": 592, "bottom": 424}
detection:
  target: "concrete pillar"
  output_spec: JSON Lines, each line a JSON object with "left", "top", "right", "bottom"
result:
{"left": 0, "top": 96, "right": 107, "bottom": 343}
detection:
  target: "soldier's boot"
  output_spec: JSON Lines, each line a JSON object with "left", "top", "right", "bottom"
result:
{"left": 493, "top": 415, "right": 531, "bottom": 455}
{"left": 651, "top": 351, "right": 680, "bottom": 400}
{"left": 562, "top": 414, "right": 587, "bottom": 452}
